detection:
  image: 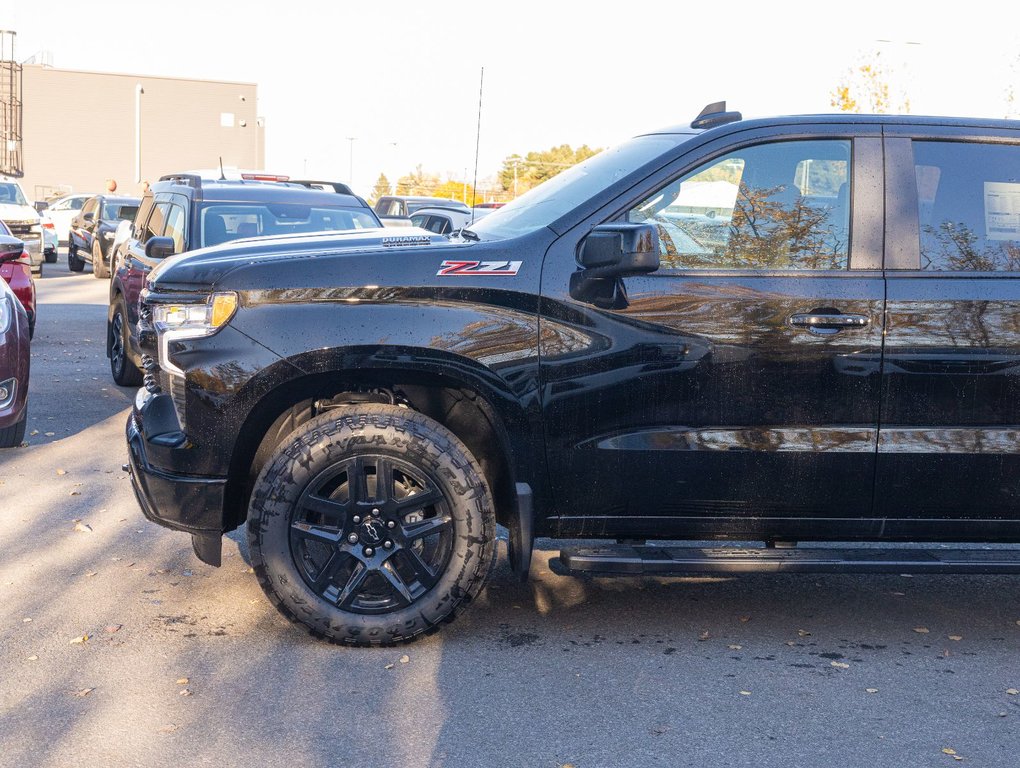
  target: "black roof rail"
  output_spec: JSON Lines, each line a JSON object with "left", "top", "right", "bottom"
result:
{"left": 290, "top": 179, "right": 354, "bottom": 196}
{"left": 691, "top": 101, "right": 742, "bottom": 130}
{"left": 158, "top": 173, "right": 202, "bottom": 188}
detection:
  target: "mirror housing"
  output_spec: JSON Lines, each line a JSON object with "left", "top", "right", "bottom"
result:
{"left": 0, "top": 236, "right": 25, "bottom": 264}
{"left": 145, "top": 236, "right": 176, "bottom": 260}
{"left": 579, "top": 223, "right": 659, "bottom": 276}
{"left": 82, "top": 211, "right": 94, "bottom": 222}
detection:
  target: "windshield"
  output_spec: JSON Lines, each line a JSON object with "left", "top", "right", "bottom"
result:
{"left": 0, "top": 182, "right": 30, "bottom": 207}
{"left": 199, "top": 203, "right": 380, "bottom": 247}
{"left": 468, "top": 134, "right": 690, "bottom": 239}
{"left": 103, "top": 203, "right": 139, "bottom": 222}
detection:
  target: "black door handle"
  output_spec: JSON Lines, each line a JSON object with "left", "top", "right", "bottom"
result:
{"left": 789, "top": 312, "right": 870, "bottom": 335}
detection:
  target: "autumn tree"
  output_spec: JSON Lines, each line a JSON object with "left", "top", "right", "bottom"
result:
{"left": 395, "top": 165, "right": 441, "bottom": 196}
{"left": 369, "top": 174, "right": 391, "bottom": 204}
{"left": 831, "top": 51, "right": 910, "bottom": 114}
{"left": 498, "top": 144, "right": 602, "bottom": 197}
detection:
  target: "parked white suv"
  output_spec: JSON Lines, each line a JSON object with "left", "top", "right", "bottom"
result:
{"left": 0, "top": 180, "right": 44, "bottom": 275}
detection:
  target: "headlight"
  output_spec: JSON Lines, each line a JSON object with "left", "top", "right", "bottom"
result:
{"left": 0, "top": 295, "right": 11, "bottom": 334}
{"left": 154, "top": 292, "right": 238, "bottom": 376}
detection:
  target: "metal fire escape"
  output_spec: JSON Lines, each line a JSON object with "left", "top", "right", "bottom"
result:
{"left": 0, "top": 30, "right": 24, "bottom": 178}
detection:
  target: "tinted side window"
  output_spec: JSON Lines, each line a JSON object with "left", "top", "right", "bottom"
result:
{"left": 132, "top": 197, "right": 154, "bottom": 240}
{"left": 163, "top": 204, "right": 187, "bottom": 253}
{"left": 82, "top": 198, "right": 99, "bottom": 218}
{"left": 144, "top": 202, "right": 170, "bottom": 243}
{"left": 914, "top": 141, "right": 1020, "bottom": 271}
{"left": 627, "top": 140, "right": 851, "bottom": 270}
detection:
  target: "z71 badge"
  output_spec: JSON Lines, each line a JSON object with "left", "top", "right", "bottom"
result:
{"left": 437, "top": 260, "right": 523, "bottom": 276}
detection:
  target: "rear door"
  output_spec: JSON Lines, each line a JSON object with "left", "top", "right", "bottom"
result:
{"left": 877, "top": 127, "right": 1020, "bottom": 534}
{"left": 539, "top": 126, "right": 887, "bottom": 538}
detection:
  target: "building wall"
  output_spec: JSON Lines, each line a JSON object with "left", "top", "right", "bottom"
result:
{"left": 19, "top": 65, "right": 264, "bottom": 201}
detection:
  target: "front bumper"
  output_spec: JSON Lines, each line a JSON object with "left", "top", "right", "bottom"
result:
{"left": 126, "top": 392, "right": 227, "bottom": 564}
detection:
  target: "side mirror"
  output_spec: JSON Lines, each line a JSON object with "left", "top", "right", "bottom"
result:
{"left": 0, "top": 236, "right": 26, "bottom": 264}
{"left": 83, "top": 211, "right": 94, "bottom": 222}
{"left": 145, "top": 236, "right": 176, "bottom": 259}
{"left": 579, "top": 223, "right": 659, "bottom": 275}
{"left": 570, "top": 223, "right": 659, "bottom": 309}
{"left": 34, "top": 201, "right": 49, "bottom": 213}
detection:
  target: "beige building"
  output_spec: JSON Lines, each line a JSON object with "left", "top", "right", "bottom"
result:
{"left": 19, "top": 64, "right": 264, "bottom": 201}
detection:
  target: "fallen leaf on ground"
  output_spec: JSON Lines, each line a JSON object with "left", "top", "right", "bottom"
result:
{"left": 738, "top": 616, "right": 750, "bottom": 623}
{"left": 399, "top": 655, "right": 410, "bottom": 664}
{"left": 27, "top": 655, "right": 38, "bottom": 661}
{"left": 698, "top": 631, "right": 710, "bottom": 641}
{"left": 728, "top": 644, "right": 743, "bottom": 650}
{"left": 739, "top": 690, "right": 752, "bottom": 696}
{"left": 942, "top": 748, "right": 957, "bottom": 755}
{"left": 831, "top": 661, "right": 850, "bottom": 669}
{"left": 74, "top": 522, "right": 93, "bottom": 533}
{"left": 913, "top": 627, "right": 930, "bottom": 634}
{"left": 69, "top": 634, "right": 88, "bottom": 645}
{"left": 176, "top": 678, "right": 189, "bottom": 685}
{"left": 74, "top": 688, "right": 94, "bottom": 698}
{"left": 179, "top": 689, "right": 192, "bottom": 697}
{"left": 69, "top": 491, "right": 81, "bottom": 497}
{"left": 105, "top": 625, "right": 121, "bottom": 634}
{"left": 384, "top": 664, "right": 394, "bottom": 670}
{"left": 22, "top": 617, "right": 31, "bottom": 623}
{"left": 948, "top": 635, "right": 963, "bottom": 641}
{"left": 797, "top": 629, "right": 811, "bottom": 637}
{"left": 1006, "top": 688, "right": 1019, "bottom": 695}
{"left": 84, "top": 571, "right": 98, "bottom": 577}
{"left": 157, "top": 724, "right": 178, "bottom": 734}
{"left": 56, "top": 469, "right": 66, "bottom": 475}
{"left": 45, "top": 432, "right": 55, "bottom": 437}
{"left": 865, "top": 688, "right": 879, "bottom": 693}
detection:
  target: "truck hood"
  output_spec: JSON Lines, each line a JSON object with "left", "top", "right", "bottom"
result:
{"left": 148, "top": 227, "right": 452, "bottom": 289}
{"left": 0, "top": 203, "right": 40, "bottom": 224}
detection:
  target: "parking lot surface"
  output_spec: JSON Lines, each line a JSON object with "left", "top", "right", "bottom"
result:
{"left": 2, "top": 260, "right": 1020, "bottom": 767}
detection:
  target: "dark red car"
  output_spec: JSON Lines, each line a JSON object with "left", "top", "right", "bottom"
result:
{"left": 0, "top": 235, "right": 30, "bottom": 447}
{"left": 0, "top": 219, "right": 36, "bottom": 339}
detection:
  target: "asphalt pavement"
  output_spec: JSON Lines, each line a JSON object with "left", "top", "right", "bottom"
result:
{"left": 2, "top": 258, "right": 1020, "bottom": 768}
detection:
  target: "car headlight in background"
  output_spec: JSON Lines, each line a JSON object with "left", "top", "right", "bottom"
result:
{"left": 0, "top": 295, "right": 11, "bottom": 334}
{"left": 153, "top": 292, "right": 238, "bottom": 376}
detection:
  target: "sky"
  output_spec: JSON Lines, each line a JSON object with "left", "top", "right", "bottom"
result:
{"left": 2, "top": 0, "right": 1017, "bottom": 197}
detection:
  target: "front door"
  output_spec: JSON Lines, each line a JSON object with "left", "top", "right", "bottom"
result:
{"left": 540, "top": 134, "right": 886, "bottom": 539}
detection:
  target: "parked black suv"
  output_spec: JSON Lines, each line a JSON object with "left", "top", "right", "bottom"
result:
{"left": 126, "top": 104, "right": 1020, "bottom": 646}
{"left": 68, "top": 195, "right": 141, "bottom": 278}
{"left": 107, "top": 173, "right": 381, "bottom": 386}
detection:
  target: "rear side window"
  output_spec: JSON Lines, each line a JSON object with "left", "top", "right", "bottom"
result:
{"left": 914, "top": 141, "right": 1020, "bottom": 271}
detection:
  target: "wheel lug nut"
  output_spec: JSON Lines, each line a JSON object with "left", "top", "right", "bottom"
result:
{"left": 371, "top": 508, "right": 380, "bottom": 517}
{"left": 364, "top": 547, "right": 375, "bottom": 557}
{"left": 352, "top": 516, "right": 361, "bottom": 524}
{"left": 387, "top": 520, "right": 395, "bottom": 529}
{"left": 347, "top": 533, "right": 359, "bottom": 544}
{"left": 383, "top": 540, "right": 393, "bottom": 549}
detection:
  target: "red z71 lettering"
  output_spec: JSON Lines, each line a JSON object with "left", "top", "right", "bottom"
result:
{"left": 437, "top": 260, "right": 522, "bottom": 276}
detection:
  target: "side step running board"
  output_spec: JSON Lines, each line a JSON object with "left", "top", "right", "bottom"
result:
{"left": 554, "top": 545, "right": 1020, "bottom": 576}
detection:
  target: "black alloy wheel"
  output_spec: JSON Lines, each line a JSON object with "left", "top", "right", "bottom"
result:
{"left": 109, "top": 303, "right": 143, "bottom": 386}
{"left": 248, "top": 404, "right": 497, "bottom": 645}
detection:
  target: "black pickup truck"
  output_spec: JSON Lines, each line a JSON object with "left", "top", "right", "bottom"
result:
{"left": 126, "top": 103, "right": 1020, "bottom": 646}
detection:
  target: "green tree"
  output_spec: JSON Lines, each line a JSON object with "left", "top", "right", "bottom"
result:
{"left": 498, "top": 144, "right": 602, "bottom": 197}
{"left": 369, "top": 173, "right": 391, "bottom": 205}
{"left": 395, "top": 165, "right": 441, "bottom": 196}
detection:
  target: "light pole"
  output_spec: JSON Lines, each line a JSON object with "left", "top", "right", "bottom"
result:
{"left": 346, "top": 137, "right": 357, "bottom": 187}
{"left": 134, "top": 83, "right": 144, "bottom": 183}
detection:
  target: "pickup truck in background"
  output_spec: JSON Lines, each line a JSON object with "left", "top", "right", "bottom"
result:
{"left": 373, "top": 195, "right": 469, "bottom": 227}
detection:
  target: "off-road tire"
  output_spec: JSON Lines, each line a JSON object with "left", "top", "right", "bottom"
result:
{"left": 0, "top": 409, "right": 27, "bottom": 448}
{"left": 109, "top": 301, "right": 143, "bottom": 386}
{"left": 92, "top": 241, "right": 109, "bottom": 278}
{"left": 68, "top": 243, "right": 84, "bottom": 272}
{"left": 248, "top": 404, "right": 497, "bottom": 646}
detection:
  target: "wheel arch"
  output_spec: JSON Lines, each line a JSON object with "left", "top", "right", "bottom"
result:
{"left": 222, "top": 360, "right": 536, "bottom": 535}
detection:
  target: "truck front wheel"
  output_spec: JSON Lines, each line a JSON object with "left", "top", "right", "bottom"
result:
{"left": 247, "top": 404, "right": 497, "bottom": 646}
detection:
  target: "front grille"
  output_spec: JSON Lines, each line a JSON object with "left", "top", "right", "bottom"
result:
{"left": 4, "top": 220, "right": 37, "bottom": 238}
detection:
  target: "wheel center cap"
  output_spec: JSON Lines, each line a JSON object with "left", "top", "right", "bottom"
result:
{"left": 359, "top": 518, "right": 385, "bottom": 545}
